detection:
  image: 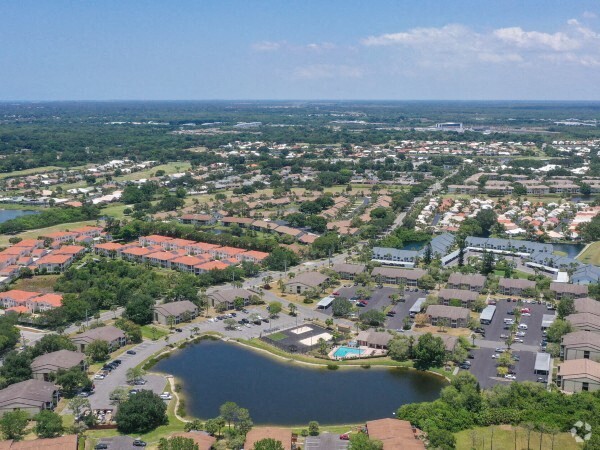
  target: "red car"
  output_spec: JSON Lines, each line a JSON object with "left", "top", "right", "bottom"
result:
{"left": 340, "top": 434, "right": 350, "bottom": 440}
{"left": 332, "top": 292, "right": 340, "bottom": 296}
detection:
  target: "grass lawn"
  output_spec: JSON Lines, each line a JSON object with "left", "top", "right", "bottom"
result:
{"left": 455, "top": 425, "right": 582, "bottom": 450}
{"left": 0, "top": 220, "right": 97, "bottom": 246}
{"left": 266, "top": 332, "right": 287, "bottom": 342}
{"left": 493, "top": 269, "right": 531, "bottom": 280}
{"left": 141, "top": 325, "right": 170, "bottom": 341}
{"left": 577, "top": 241, "right": 600, "bottom": 266}
{"left": 100, "top": 203, "right": 129, "bottom": 219}
{"left": 11, "top": 275, "right": 60, "bottom": 293}
{"left": 0, "top": 166, "right": 63, "bottom": 179}
{"left": 119, "top": 162, "right": 191, "bottom": 182}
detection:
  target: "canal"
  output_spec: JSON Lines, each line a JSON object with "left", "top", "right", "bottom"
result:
{"left": 154, "top": 340, "right": 447, "bottom": 425}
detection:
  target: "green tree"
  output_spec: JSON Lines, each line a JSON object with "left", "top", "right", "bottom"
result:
{"left": 349, "top": 432, "right": 383, "bottom": 450}
{"left": 414, "top": 333, "right": 447, "bottom": 370}
{"left": 54, "top": 367, "right": 92, "bottom": 396}
{"left": 115, "top": 390, "right": 167, "bottom": 433}
{"left": 288, "top": 303, "right": 297, "bottom": 316}
{"left": 68, "top": 397, "right": 90, "bottom": 420}
{"left": 331, "top": 297, "right": 352, "bottom": 317}
{"left": 546, "top": 318, "right": 573, "bottom": 343}
{"left": 417, "top": 274, "right": 436, "bottom": 290}
{"left": 557, "top": 297, "right": 575, "bottom": 319}
{"left": 85, "top": 339, "right": 110, "bottom": 362}
{"left": 34, "top": 410, "right": 63, "bottom": 438}
{"left": 359, "top": 310, "right": 387, "bottom": 327}
{"left": 125, "top": 293, "right": 155, "bottom": 325}
{"left": 253, "top": 438, "right": 285, "bottom": 450}
{"left": 388, "top": 336, "right": 411, "bottom": 361}
{"left": 158, "top": 436, "right": 199, "bottom": 450}
{"left": 427, "top": 428, "right": 456, "bottom": 449}
{"left": 481, "top": 251, "right": 495, "bottom": 275}
{"left": 308, "top": 421, "right": 320, "bottom": 436}
{"left": 268, "top": 301, "right": 282, "bottom": 318}
{"left": 0, "top": 351, "right": 32, "bottom": 385}
{"left": 0, "top": 410, "right": 29, "bottom": 441}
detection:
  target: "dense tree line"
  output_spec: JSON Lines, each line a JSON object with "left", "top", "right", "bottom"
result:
{"left": 0, "top": 204, "right": 100, "bottom": 234}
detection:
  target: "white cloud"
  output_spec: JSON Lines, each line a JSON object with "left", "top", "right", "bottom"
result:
{"left": 292, "top": 64, "right": 363, "bottom": 80}
{"left": 251, "top": 41, "right": 285, "bottom": 52}
{"left": 362, "top": 24, "right": 472, "bottom": 47}
{"left": 493, "top": 27, "right": 580, "bottom": 51}
{"left": 583, "top": 11, "right": 597, "bottom": 19}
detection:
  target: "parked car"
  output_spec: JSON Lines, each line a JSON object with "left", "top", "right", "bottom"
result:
{"left": 95, "top": 444, "right": 108, "bottom": 450}
{"left": 504, "top": 374, "right": 517, "bottom": 380}
{"left": 537, "top": 377, "right": 547, "bottom": 383}
{"left": 467, "top": 353, "right": 475, "bottom": 359}
{"left": 518, "top": 324, "right": 528, "bottom": 330}
{"left": 159, "top": 393, "right": 172, "bottom": 400}
{"left": 459, "top": 363, "right": 471, "bottom": 369}
{"left": 175, "top": 328, "right": 183, "bottom": 332}
{"left": 511, "top": 354, "right": 520, "bottom": 361}
{"left": 340, "top": 434, "right": 350, "bottom": 441}
{"left": 127, "top": 350, "right": 137, "bottom": 355}
{"left": 94, "top": 373, "right": 105, "bottom": 380}
{"left": 133, "top": 440, "right": 147, "bottom": 447}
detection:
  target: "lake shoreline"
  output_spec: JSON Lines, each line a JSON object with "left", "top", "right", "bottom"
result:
{"left": 148, "top": 333, "right": 450, "bottom": 426}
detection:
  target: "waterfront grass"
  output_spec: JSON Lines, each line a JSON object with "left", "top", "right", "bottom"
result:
{"left": 578, "top": 241, "right": 600, "bottom": 265}
{"left": 455, "top": 425, "right": 582, "bottom": 450}
{"left": 239, "top": 338, "right": 453, "bottom": 380}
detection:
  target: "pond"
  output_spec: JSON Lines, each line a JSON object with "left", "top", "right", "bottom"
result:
{"left": 154, "top": 340, "right": 447, "bottom": 425}
{"left": 552, "top": 243, "right": 586, "bottom": 258}
{"left": 0, "top": 209, "right": 38, "bottom": 223}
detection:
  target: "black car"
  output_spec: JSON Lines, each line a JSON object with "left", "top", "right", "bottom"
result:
{"left": 175, "top": 328, "right": 183, "bottom": 332}
{"left": 241, "top": 318, "right": 249, "bottom": 324}
{"left": 467, "top": 353, "right": 475, "bottom": 359}
{"left": 262, "top": 318, "right": 269, "bottom": 323}
{"left": 459, "top": 363, "right": 471, "bottom": 369}
{"left": 127, "top": 350, "right": 137, "bottom": 355}
{"left": 95, "top": 444, "right": 108, "bottom": 450}
{"left": 230, "top": 312, "right": 237, "bottom": 317}
{"left": 113, "top": 359, "right": 122, "bottom": 365}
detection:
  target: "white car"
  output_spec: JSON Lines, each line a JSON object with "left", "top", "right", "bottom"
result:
{"left": 504, "top": 374, "right": 517, "bottom": 380}
{"left": 521, "top": 312, "right": 531, "bottom": 317}
{"left": 516, "top": 331, "right": 526, "bottom": 337}
{"left": 518, "top": 324, "right": 528, "bottom": 330}
{"left": 159, "top": 393, "right": 173, "bottom": 400}
{"left": 514, "top": 338, "right": 524, "bottom": 343}
{"left": 94, "top": 374, "right": 105, "bottom": 380}
{"left": 492, "top": 354, "right": 500, "bottom": 359}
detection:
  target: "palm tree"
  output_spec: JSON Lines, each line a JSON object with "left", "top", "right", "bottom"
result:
{"left": 288, "top": 303, "right": 297, "bottom": 316}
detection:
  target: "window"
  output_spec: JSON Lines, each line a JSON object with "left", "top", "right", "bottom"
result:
{"left": 584, "top": 351, "right": 590, "bottom": 359}
{"left": 582, "top": 382, "right": 589, "bottom": 392}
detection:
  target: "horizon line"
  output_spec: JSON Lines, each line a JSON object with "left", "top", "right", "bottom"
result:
{"left": 2, "top": 98, "right": 600, "bottom": 103}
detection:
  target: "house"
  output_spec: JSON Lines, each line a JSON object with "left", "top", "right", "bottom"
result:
{"left": 561, "top": 331, "right": 600, "bottom": 361}
{"left": 170, "top": 432, "right": 216, "bottom": 450}
{"left": 236, "top": 250, "right": 269, "bottom": 264}
{"left": 574, "top": 297, "right": 600, "bottom": 318}
{"left": 153, "top": 301, "right": 198, "bottom": 325}
{"left": 356, "top": 331, "right": 393, "bottom": 350}
{"left": 426, "top": 304, "right": 470, "bottom": 328}
{"left": 446, "top": 273, "right": 486, "bottom": 292}
{"left": 498, "top": 277, "right": 536, "bottom": 296}
{"left": 571, "top": 265, "right": 600, "bottom": 285}
{"left": 143, "top": 251, "right": 181, "bottom": 268}
{"left": 171, "top": 255, "right": 207, "bottom": 273}
{"left": 0, "top": 290, "right": 40, "bottom": 309}
{"left": 371, "top": 267, "right": 426, "bottom": 286}
{"left": 195, "top": 260, "right": 230, "bottom": 274}
{"left": 437, "top": 288, "right": 479, "bottom": 308}
{"left": 208, "top": 289, "right": 253, "bottom": 310}
{"left": 365, "top": 418, "right": 425, "bottom": 450}
{"left": 71, "top": 325, "right": 127, "bottom": 352}
{"left": 34, "top": 253, "right": 74, "bottom": 272}
{"left": 0, "top": 379, "right": 59, "bottom": 417}
{"left": 139, "top": 234, "right": 174, "bottom": 248}
{"left": 26, "top": 293, "right": 63, "bottom": 313}
{"left": 179, "top": 213, "right": 216, "bottom": 226}
{"left": 31, "top": 350, "right": 85, "bottom": 381}
{"left": 566, "top": 313, "right": 600, "bottom": 333}
{"left": 244, "top": 427, "right": 292, "bottom": 450}
{"left": 557, "top": 359, "right": 600, "bottom": 392}
{"left": 284, "top": 272, "right": 329, "bottom": 294}
{"left": 38, "top": 231, "right": 79, "bottom": 245}
{"left": 94, "top": 242, "right": 124, "bottom": 257}
{"left": 121, "top": 245, "right": 158, "bottom": 262}
{"left": 550, "top": 282, "right": 588, "bottom": 300}
{"left": 332, "top": 263, "right": 367, "bottom": 280}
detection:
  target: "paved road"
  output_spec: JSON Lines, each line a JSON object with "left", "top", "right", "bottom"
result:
{"left": 64, "top": 307, "right": 125, "bottom": 335}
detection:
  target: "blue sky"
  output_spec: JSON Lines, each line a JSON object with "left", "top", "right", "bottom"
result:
{"left": 1, "top": 1, "right": 599, "bottom": 100}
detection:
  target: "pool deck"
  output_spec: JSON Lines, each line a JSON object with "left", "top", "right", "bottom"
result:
{"left": 328, "top": 345, "right": 387, "bottom": 361}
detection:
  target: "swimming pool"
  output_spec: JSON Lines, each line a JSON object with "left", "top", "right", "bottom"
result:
{"left": 333, "top": 346, "right": 364, "bottom": 358}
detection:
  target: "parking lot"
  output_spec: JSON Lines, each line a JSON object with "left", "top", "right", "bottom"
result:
{"left": 327, "top": 285, "right": 426, "bottom": 329}
{"left": 480, "top": 299, "right": 553, "bottom": 347}
{"left": 465, "top": 347, "right": 545, "bottom": 389}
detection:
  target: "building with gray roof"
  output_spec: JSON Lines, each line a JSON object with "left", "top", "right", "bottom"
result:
{"left": 0, "top": 379, "right": 58, "bottom": 417}
{"left": 153, "top": 300, "right": 198, "bottom": 325}
{"left": 31, "top": 350, "right": 85, "bottom": 381}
